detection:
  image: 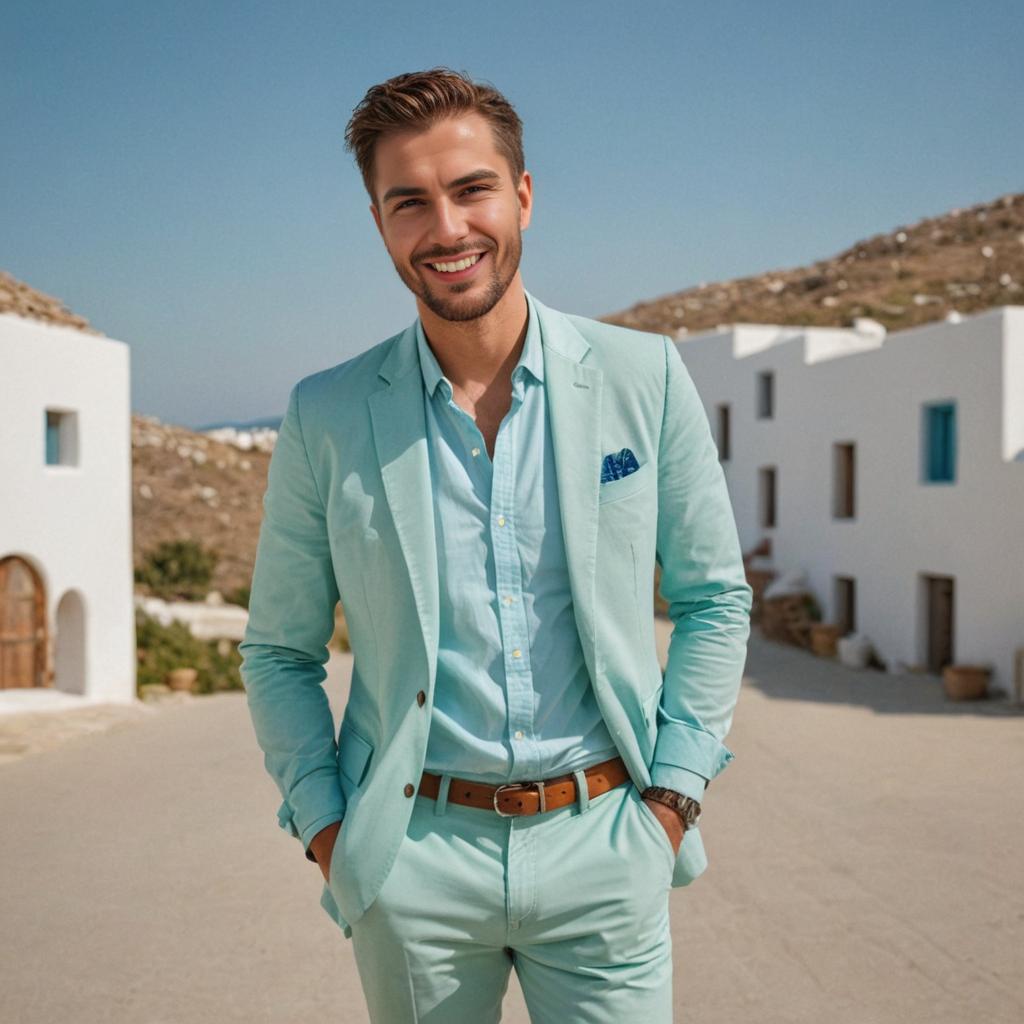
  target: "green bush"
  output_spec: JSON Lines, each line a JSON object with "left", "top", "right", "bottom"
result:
{"left": 135, "top": 607, "right": 243, "bottom": 695}
{"left": 135, "top": 539, "right": 219, "bottom": 601}
{"left": 225, "top": 584, "right": 250, "bottom": 610}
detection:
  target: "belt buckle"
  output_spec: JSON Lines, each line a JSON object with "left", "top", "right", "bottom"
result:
{"left": 493, "top": 780, "right": 547, "bottom": 817}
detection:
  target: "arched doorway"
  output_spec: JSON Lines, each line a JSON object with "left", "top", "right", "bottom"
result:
{"left": 54, "top": 590, "right": 86, "bottom": 695}
{"left": 0, "top": 556, "right": 49, "bottom": 689}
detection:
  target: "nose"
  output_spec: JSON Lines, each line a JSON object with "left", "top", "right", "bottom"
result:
{"left": 430, "top": 195, "right": 469, "bottom": 248}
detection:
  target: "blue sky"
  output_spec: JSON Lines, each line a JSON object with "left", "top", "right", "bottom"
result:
{"left": 2, "top": 1, "right": 1021, "bottom": 428}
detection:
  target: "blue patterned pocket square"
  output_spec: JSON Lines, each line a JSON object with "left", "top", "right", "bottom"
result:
{"left": 600, "top": 447, "right": 641, "bottom": 483}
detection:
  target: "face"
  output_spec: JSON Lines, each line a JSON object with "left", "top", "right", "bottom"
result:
{"left": 369, "top": 111, "right": 532, "bottom": 322}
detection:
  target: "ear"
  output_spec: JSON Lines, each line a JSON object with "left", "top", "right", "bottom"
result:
{"left": 517, "top": 170, "right": 533, "bottom": 231}
{"left": 370, "top": 202, "right": 384, "bottom": 240}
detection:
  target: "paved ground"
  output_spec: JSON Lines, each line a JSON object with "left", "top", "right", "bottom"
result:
{"left": 0, "top": 694, "right": 182, "bottom": 764}
{"left": 1, "top": 623, "right": 1022, "bottom": 1023}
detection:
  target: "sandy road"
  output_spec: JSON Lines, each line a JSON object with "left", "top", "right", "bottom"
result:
{"left": 0, "top": 622, "right": 1021, "bottom": 1023}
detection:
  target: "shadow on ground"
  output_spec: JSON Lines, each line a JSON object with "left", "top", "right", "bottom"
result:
{"left": 656, "top": 614, "right": 1024, "bottom": 719}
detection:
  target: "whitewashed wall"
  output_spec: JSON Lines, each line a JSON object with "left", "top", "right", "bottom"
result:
{"left": 0, "top": 313, "right": 135, "bottom": 703}
{"left": 677, "top": 306, "right": 1024, "bottom": 697}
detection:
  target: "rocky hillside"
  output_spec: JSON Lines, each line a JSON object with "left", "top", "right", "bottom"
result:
{"left": 132, "top": 415, "right": 271, "bottom": 599}
{"left": 602, "top": 191, "right": 1023, "bottom": 336}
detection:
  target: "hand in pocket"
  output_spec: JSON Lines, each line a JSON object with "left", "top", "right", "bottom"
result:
{"left": 310, "top": 820, "right": 343, "bottom": 883}
{"left": 641, "top": 796, "right": 684, "bottom": 857}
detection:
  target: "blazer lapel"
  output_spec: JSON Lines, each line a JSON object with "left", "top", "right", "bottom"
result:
{"left": 530, "top": 293, "right": 604, "bottom": 684}
{"left": 367, "top": 324, "right": 440, "bottom": 692}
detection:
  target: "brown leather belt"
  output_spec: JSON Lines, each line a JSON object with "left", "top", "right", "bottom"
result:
{"left": 419, "top": 755, "right": 629, "bottom": 817}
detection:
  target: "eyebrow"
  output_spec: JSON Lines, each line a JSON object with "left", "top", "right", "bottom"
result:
{"left": 381, "top": 168, "right": 501, "bottom": 206}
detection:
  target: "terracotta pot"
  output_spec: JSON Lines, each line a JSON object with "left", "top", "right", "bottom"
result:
{"left": 942, "top": 664, "right": 990, "bottom": 701}
{"left": 166, "top": 667, "right": 198, "bottom": 692}
{"left": 810, "top": 623, "right": 843, "bottom": 657}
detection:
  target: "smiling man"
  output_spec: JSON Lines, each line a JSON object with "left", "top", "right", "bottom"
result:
{"left": 239, "top": 67, "right": 752, "bottom": 1022}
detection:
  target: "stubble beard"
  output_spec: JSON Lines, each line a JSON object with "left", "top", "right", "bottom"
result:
{"left": 393, "top": 229, "right": 522, "bottom": 323}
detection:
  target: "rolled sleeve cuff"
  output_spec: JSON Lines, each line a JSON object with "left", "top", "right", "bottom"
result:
{"left": 288, "top": 766, "right": 345, "bottom": 830}
{"left": 651, "top": 763, "right": 708, "bottom": 804}
{"left": 277, "top": 798, "right": 301, "bottom": 838}
{"left": 300, "top": 812, "right": 344, "bottom": 863}
{"left": 653, "top": 721, "right": 735, "bottom": 783}
{"left": 275, "top": 766, "right": 346, "bottom": 862}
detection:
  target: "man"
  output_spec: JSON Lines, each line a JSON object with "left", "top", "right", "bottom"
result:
{"left": 239, "top": 67, "right": 752, "bottom": 1022}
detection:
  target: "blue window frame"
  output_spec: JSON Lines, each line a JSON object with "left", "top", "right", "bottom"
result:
{"left": 924, "top": 402, "right": 956, "bottom": 483}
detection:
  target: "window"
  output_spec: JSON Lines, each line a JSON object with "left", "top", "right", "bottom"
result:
{"left": 44, "top": 409, "right": 79, "bottom": 466}
{"left": 757, "top": 371, "right": 774, "bottom": 419}
{"left": 923, "top": 402, "right": 956, "bottom": 483}
{"left": 759, "top": 465, "right": 776, "bottom": 527}
{"left": 717, "top": 403, "right": 731, "bottom": 461}
{"left": 833, "top": 442, "right": 855, "bottom": 518}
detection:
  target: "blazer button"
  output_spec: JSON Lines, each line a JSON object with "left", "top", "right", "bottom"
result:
{"left": 416, "top": 690, "right": 426, "bottom": 707}
{"left": 404, "top": 783, "right": 415, "bottom": 797}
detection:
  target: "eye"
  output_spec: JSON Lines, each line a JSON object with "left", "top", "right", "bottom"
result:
{"left": 395, "top": 198, "right": 422, "bottom": 210}
{"left": 462, "top": 185, "right": 490, "bottom": 195}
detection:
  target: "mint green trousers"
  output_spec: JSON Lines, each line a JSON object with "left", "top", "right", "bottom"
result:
{"left": 348, "top": 775, "right": 676, "bottom": 1022}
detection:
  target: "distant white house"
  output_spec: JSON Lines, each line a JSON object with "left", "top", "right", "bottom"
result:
{"left": 677, "top": 305, "right": 1024, "bottom": 698}
{"left": 0, "top": 272, "right": 135, "bottom": 709}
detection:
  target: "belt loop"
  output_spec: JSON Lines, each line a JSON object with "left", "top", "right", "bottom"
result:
{"left": 435, "top": 773, "right": 452, "bottom": 816}
{"left": 572, "top": 768, "right": 590, "bottom": 815}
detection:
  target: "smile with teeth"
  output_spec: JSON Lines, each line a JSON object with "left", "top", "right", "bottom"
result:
{"left": 427, "top": 253, "right": 484, "bottom": 273}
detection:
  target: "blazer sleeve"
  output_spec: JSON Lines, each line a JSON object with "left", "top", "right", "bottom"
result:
{"left": 238, "top": 380, "right": 345, "bottom": 862}
{"left": 650, "top": 334, "right": 753, "bottom": 804}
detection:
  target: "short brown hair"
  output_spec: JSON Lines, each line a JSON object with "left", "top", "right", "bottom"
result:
{"left": 344, "top": 67, "right": 524, "bottom": 206}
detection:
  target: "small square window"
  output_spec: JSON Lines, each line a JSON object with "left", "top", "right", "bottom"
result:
{"left": 717, "top": 403, "right": 731, "bottom": 461}
{"left": 757, "top": 371, "right": 774, "bottom": 419}
{"left": 44, "top": 409, "right": 79, "bottom": 466}
{"left": 759, "top": 465, "right": 777, "bottom": 527}
{"left": 833, "top": 442, "right": 855, "bottom": 518}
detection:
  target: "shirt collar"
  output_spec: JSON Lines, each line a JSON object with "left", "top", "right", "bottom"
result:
{"left": 416, "top": 291, "right": 545, "bottom": 399}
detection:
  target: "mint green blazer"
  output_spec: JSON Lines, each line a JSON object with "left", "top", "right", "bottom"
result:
{"left": 240, "top": 290, "right": 753, "bottom": 938}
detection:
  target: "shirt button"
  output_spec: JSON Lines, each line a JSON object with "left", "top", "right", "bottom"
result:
{"left": 512, "top": 648, "right": 521, "bottom": 658}
{"left": 416, "top": 690, "right": 426, "bottom": 707}
{"left": 514, "top": 730, "right": 524, "bottom": 739}
{"left": 497, "top": 515, "right": 506, "bottom": 526}
{"left": 404, "top": 783, "right": 415, "bottom": 797}
{"left": 471, "top": 447, "right": 480, "bottom": 456}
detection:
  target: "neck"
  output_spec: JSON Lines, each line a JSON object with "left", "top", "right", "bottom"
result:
{"left": 416, "top": 275, "right": 528, "bottom": 392}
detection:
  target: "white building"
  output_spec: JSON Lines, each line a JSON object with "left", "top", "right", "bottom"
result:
{"left": 678, "top": 305, "right": 1024, "bottom": 699}
{"left": 0, "top": 273, "right": 135, "bottom": 709}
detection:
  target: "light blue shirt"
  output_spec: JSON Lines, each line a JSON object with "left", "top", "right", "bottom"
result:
{"left": 416, "top": 292, "right": 620, "bottom": 783}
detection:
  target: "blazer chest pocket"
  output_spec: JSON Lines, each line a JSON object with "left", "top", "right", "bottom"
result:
{"left": 338, "top": 724, "right": 374, "bottom": 791}
{"left": 598, "top": 462, "right": 653, "bottom": 505}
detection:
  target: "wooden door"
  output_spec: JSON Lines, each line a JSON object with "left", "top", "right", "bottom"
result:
{"left": 926, "top": 575, "right": 954, "bottom": 674}
{"left": 0, "top": 557, "right": 47, "bottom": 688}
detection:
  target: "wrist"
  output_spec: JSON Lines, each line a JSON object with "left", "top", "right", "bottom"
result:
{"left": 642, "top": 786, "right": 702, "bottom": 830}
{"left": 308, "top": 819, "right": 342, "bottom": 866}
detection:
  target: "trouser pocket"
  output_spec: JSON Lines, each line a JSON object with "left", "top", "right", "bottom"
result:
{"left": 630, "top": 785, "right": 677, "bottom": 874}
